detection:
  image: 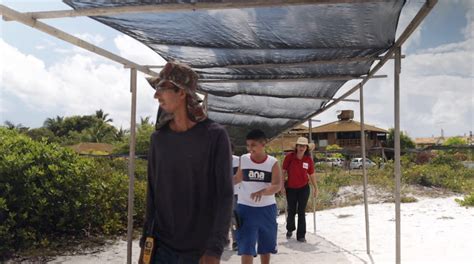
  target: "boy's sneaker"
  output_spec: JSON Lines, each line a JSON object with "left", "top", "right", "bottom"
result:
{"left": 286, "top": 231, "right": 292, "bottom": 239}
{"left": 232, "top": 242, "right": 238, "bottom": 251}
{"left": 297, "top": 237, "right": 306, "bottom": 243}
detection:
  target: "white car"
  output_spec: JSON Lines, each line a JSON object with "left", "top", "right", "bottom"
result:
{"left": 316, "top": 157, "right": 344, "bottom": 167}
{"left": 350, "top": 158, "right": 376, "bottom": 169}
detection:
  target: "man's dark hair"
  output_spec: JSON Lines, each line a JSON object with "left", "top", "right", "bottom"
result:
{"left": 246, "top": 129, "right": 267, "bottom": 142}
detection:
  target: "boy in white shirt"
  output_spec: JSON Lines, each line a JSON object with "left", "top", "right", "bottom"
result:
{"left": 233, "top": 129, "right": 282, "bottom": 264}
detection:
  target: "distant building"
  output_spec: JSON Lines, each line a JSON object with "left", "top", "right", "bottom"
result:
{"left": 414, "top": 135, "right": 472, "bottom": 149}
{"left": 69, "top": 142, "right": 115, "bottom": 155}
{"left": 267, "top": 110, "right": 388, "bottom": 152}
{"left": 267, "top": 124, "right": 309, "bottom": 152}
{"left": 311, "top": 110, "right": 387, "bottom": 151}
{"left": 414, "top": 137, "right": 445, "bottom": 148}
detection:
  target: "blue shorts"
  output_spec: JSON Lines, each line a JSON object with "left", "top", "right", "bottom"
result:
{"left": 236, "top": 203, "right": 278, "bottom": 256}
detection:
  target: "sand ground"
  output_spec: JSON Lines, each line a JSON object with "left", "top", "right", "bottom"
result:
{"left": 49, "top": 196, "right": 473, "bottom": 264}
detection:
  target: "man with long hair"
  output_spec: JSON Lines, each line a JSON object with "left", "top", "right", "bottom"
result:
{"left": 139, "top": 62, "right": 233, "bottom": 264}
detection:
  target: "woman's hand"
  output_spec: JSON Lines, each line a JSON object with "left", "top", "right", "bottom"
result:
{"left": 312, "top": 185, "right": 318, "bottom": 198}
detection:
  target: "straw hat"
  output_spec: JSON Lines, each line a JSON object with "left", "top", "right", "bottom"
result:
{"left": 295, "top": 137, "right": 315, "bottom": 151}
{"left": 145, "top": 61, "right": 206, "bottom": 129}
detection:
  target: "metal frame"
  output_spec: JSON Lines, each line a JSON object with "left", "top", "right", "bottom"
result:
{"left": 127, "top": 68, "right": 138, "bottom": 264}
{"left": 199, "top": 75, "right": 387, "bottom": 83}
{"left": 0, "top": 1, "right": 437, "bottom": 263}
{"left": 200, "top": 91, "right": 360, "bottom": 102}
{"left": 4, "top": 1, "right": 389, "bottom": 20}
{"left": 146, "top": 55, "right": 405, "bottom": 69}
{"left": 394, "top": 46, "right": 402, "bottom": 264}
{"left": 308, "top": 119, "right": 317, "bottom": 235}
{"left": 0, "top": 5, "right": 158, "bottom": 77}
{"left": 359, "top": 84, "right": 371, "bottom": 254}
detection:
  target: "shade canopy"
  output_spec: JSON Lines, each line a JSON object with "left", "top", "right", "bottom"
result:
{"left": 64, "top": 0, "right": 405, "bottom": 147}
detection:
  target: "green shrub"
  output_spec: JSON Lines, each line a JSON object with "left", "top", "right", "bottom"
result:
{"left": 455, "top": 192, "right": 474, "bottom": 207}
{"left": 401, "top": 196, "right": 418, "bottom": 203}
{"left": 431, "top": 152, "right": 463, "bottom": 169}
{"left": 0, "top": 128, "right": 146, "bottom": 259}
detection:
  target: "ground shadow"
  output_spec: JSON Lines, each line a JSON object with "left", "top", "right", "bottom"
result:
{"left": 279, "top": 239, "right": 320, "bottom": 253}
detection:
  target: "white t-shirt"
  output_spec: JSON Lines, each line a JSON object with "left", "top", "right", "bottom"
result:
{"left": 238, "top": 153, "right": 277, "bottom": 207}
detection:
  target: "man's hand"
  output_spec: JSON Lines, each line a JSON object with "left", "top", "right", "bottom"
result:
{"left": 200, "top": 255, "right": 220, "bottom": 264}
{"left": 250, "top": 189, "right": 265, "bottom": 202}
{"left": 280, "top": 187, "right": 286, "bottom": 196}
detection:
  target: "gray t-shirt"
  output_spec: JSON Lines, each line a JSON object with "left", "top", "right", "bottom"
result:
{"left": 140, "top": 119, "right": 233, "bottom": 257}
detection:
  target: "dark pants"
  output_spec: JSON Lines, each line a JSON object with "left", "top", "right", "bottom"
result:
{"left": 286, "top": 184, "right": 310, "bottom": 240}
{"left": 152, "top": 242, "right": 201, "bottom": 264}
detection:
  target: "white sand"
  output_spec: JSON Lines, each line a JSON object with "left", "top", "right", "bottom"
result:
{"left": 307, "top": 196, "right": 474, "bottom": 264}
{"left": 50, "top": 196, "right": 473, "bottom": 264}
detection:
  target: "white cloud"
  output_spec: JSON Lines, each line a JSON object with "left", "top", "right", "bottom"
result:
{"left": 1, "top": 5, "right": 472, "bottom": 140}
{"left": 114, "top": 35, "right": 166, "bottom": 66}
{"left": 0, "top": 38, "right": 158, "bottom": 129}
{"left": 73, "top": 33, "right": 105, "bottom": 45}
{"left": 318, "top": 29, "right": 474, "bottom": 138}
{"left": 0, "top": 96, "right": 6, "bottom": 114}
{"left": 397, "top": 1, "right": 425, "bottom": 51}
{"left": 453, "top": 0, "right": 474, "bottom": 39}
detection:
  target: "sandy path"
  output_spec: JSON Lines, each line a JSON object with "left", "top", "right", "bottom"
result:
{"left": 50, "top": 196, "right": 473, "bottom": 264}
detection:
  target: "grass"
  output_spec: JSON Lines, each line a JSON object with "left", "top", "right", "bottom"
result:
{"left": 401, "top": 196, "right": 418, "bottom": 203}
{"left": 278, "top": 153, "right": 474, "bottom": 213}
{"left": 455, "top": 192, "right": 474, "bottom": 207}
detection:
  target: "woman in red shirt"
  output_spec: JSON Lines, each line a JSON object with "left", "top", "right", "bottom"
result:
{"left": 282, "top": 137, "right": 317, "bottom": 242}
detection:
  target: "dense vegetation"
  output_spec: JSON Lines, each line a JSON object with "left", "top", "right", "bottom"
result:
{"left": 0, "top": 111, "right": 151, "bottom": 259}
{"left": 2, "top": 112, "right": 473, "bottom": 260}
{"left": 275, "top": 147, "right": 474, "bottom": 212}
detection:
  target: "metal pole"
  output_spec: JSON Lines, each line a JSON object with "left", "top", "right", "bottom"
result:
{"left": 203, "top": 93, "right": 209, "bottom": 113}
{"left": 309, "top": 120, "right": 316, "bottom": 234}
{"left": 394, "top": 47, "right": 402, "bottom": 264}
{"left": 359, "top": 84, "right": 371, "bottom": 254}
{"left": 127, "top": 68, "right": 138, "bottom": 264}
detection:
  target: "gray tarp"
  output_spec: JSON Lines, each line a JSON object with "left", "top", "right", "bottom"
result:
{"left": 64, "top": 0, "right": 405, "bottom": 147}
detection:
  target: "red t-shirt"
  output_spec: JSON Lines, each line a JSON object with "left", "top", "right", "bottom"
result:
{"left": 282, "top": 152, "right": 314, "bottom": 189}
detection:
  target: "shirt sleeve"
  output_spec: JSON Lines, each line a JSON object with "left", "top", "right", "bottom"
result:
{"left": 204, "top": 128, "right": 234, "bottom": 257}
{"left": 139, "top": 135, "right": 156, "bottom": 248}
{"left": 282, "top": 153, "right": 292, "bottom": 170}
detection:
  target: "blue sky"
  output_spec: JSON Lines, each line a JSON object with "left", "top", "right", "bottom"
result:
{"left": 0, "top": 0, "right": 473, "bottom": 138}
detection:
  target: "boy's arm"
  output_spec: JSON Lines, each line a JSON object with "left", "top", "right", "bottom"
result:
{"left": 267, "top": 161, "right": 283, "bottom": 195}
{"left": 233, "top": 165, "right": 243, "bottom": 185}
{"left": 251, "top": 161, "right": 282, "bottom": 201}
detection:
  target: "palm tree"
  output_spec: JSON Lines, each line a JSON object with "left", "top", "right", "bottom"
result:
{"left": 140, "top": 116, "right": 151, "bottom": 126}
{"left": 95, "top": 109, "right": 113, "bottom": 123}
{"left": 3, "top": 121, "right": 28, "bottom": 133}
{"left": 4, "top": 120, "right": 15, "bottom": 130}
{"left": 85, "top": 122, "right": 115, "bottom": 143}
{"left": 44, "top": 115, "right": 64, "bottom": 135}
{"left": 115, "top": 126, "right": 128, "bottom": 142}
